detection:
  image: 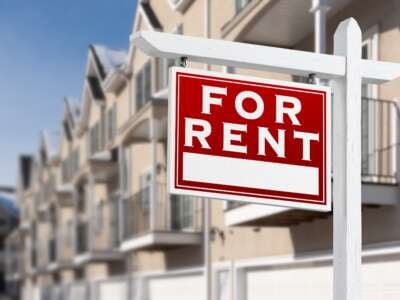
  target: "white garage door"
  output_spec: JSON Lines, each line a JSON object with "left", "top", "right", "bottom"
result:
{"left": 68, "top": 283, "right": 88, "bottom": 300}
{"left": 31, "top": 286, "right": 41, "bottom": 300}
{"left": 148, "top": 274, "right": 204, "bottom": 300}
{"left": 246, "top": 259, "right": 400, "bottom": 300}
{"left": 98, "top": 280, "right": 128, "bottom": 300}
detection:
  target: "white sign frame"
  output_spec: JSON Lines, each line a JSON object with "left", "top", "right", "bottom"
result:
{"left": 167, "top": 67, "right": 332, "bottom": 212}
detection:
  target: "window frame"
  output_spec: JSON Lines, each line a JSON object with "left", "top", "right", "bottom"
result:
{"left": 135, "top": 61, "right": 152, "bottom": 111}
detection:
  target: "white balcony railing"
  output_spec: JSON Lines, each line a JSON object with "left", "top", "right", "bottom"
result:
{"left": 123, "top": 183, "right": 202, "bottom": 241}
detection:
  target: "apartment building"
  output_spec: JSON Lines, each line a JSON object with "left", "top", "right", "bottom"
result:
{"left": 5, "top": 0, "right": 400, "bottom": 299}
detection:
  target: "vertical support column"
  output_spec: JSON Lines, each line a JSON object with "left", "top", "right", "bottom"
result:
{"left": 150, "top": 119, "right": 159, "bottom": 231}
{"left": 332, "top": 18, "right": 362, "bottom": 300}
{"left": 310, "top": 0, "right": 330, "bottom": 54}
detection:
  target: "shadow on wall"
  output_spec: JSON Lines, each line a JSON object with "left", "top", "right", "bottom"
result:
{"left": 289, "top": 205, "right": 400, "bottom": 257}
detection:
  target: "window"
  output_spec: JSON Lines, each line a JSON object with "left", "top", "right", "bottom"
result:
{"left": 77, "top": 185, "right": 86, "bottom": 213}
{"left": 107, "top": 103, "right": 117, "bottom": 144}
{"left": 120, "top": 148, "right": 129, "bottom": 194}
{"left": 73, "top": 148, "right": 80, "bottom": 172}
{"left": 89, "top": 122, "right": 100, "bottom": 155}
{"left": 99, "top": 111, "right": 106, "bottom": 150}
{"left": 171, "top": 195, "right": 194, "bottom": 230}
{"left": 135, "top": 62, "right": 152, "bottom": 111}
{"left": 139, "top": 172, "right": 152, "bottom": 209}
{"left": 61, "top": 160, "right": 69, "bottom": 183}
{"left": 94, "top": 200, "right": 105, "bottom": 233}
{"left": 61, "top": 148, "right": 79, "bottom": 183}
{"left": 144, "top": 63, "right": 151, "bottom": 101}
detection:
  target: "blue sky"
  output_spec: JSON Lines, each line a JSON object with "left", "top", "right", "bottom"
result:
{"left": 0, "top": 0, "right": 136, "bottom": 186}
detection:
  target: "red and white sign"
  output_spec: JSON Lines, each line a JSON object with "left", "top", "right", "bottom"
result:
{"left": 168, "top": 67, "right": 331, "bottom": 211}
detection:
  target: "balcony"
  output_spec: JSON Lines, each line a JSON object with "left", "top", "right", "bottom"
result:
{"left": 88, "top": 149, "right": 119, "bottom": 182}
{"left": 74, "top": 202, "right": 122, "bottom": 266}
{"left": 5, "top": 235, "right": 23, "bottom": 282}
{"left": 120, "top": 183, "right": 202, "bottom": 251}
{"left": 56, "top": 183, "right": 75, "bottom": 207}
{"left": 37, "top": 240, "right": 50, "bottom": 275}
{"left": 5, "top": 255, "right": 22, "bottom": 282}
{"left": 56, "top": 227, "right": 75, "bottom": 269}
{"left": 47, "top": 229, "right": 75, "bottom": 272}
{"left": 121, "top": 99, "right": 168, "bottom": 146}
{"left": 225, "top": 97, "right": 400, "bottom": 227}
{"left": 221, "top": 0, "right": 351, "bottom": 46}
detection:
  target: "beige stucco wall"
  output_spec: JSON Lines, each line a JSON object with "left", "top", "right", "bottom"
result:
{"left": 84, "top": 263, "right": 109, "bottom": 281}
{"left": 59, "top": 269, "right": 75, "bottom": 284}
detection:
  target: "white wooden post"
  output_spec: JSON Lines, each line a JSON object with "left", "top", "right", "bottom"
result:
{"left": 332, "top": 18, "right": 362, "bottom": 300}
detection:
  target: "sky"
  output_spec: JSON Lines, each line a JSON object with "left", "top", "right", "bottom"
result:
{"left": 0, "top": 0, "right": 137, "bottom": 187}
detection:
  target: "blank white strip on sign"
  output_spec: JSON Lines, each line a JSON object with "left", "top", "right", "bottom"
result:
{"left": 182, "top": 152, "right": 319, "bottom": 196}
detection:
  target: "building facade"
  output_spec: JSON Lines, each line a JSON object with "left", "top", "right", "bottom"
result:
{"left": 5, "top": 0, "right": 400, "bottom": 299}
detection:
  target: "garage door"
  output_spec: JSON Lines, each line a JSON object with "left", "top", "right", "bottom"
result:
{"left": 148, "top": 274, "right": 204, "bottom": 300}
{"left": 31, "top": 286, "right": 41, "bottom": 300}
{"left": 98, "top": 279, "right": 128, "bottom": 300}
{"left": 246, "top": 259, "right": 400, "bottom": 300}
{"left": 68, "top": 283, "right": 88, "bottom": 300}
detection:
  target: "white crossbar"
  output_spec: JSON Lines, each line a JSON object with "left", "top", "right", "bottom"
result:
{"left": 133, "top": 31, "right": 400, "bottom": 84}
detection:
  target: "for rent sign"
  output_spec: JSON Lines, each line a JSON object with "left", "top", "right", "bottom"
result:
{"left": 168, "top": 67, "right": 331, "bottom": 211}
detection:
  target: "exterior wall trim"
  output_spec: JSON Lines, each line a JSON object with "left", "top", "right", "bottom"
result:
{"left": 120, "top": 231, "right": 202, "bottom": 252}
{"left": 234, "top": 240, "right": 400, "bottom": 271}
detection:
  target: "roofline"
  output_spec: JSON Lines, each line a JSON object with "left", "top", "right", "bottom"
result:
{"left": 89, "top": 45, "right": 107, "bottom": 80}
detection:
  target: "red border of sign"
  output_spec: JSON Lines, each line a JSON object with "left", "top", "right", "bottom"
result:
{"left": 168, "top": 67, "right": 331, "bottom": 212}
